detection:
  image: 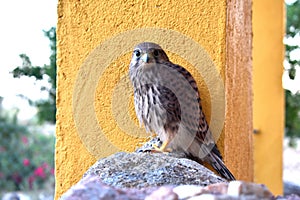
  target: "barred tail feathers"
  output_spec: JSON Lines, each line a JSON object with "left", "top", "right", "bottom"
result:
{"left": 208, "top": 150, "right": 236, "bottom": 181}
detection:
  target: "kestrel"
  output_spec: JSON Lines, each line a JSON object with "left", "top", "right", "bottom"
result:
{"left": 129, "top": 42, "right": 235, "bottom": 181}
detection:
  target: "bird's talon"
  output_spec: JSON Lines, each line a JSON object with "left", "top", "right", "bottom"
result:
{"left": 151, "top": 144, "right": 171, "bottom": 153}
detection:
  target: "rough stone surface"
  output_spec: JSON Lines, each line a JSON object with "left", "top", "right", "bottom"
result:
{"left": 61, "top": 152, "right": 300, "bottom": 200}
{"left": 60, "top": 175, "right": 157, "bottom": 200}
{"left": 60, "top": 175, "right": 289, "bottom": 200}
{"left": 84, "top": 152, "right": 226, "bottom": 188}
{"left": 284, "top": 181, "right": 300, "bottom": 196}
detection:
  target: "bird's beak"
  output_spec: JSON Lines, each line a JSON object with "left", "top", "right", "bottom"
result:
{"left": 141, "top": 53, "right": 150, "bottom": 63}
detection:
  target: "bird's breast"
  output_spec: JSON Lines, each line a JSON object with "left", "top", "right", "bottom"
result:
{"left": 134, "top": 84, "right": 167, "bottom": 134}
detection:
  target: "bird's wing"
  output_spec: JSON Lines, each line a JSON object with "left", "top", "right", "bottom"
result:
{"left": 164, "top": 62, "right": 213, "bottom": 141}
{"left": 165, "top": 62, "right": 227, "bottom": 162}
{"left": 156, "top": 85, "right": 181, "bottom": 125}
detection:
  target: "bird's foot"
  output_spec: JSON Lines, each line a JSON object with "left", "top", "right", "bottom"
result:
{"left": 151, "top": 141, "right": 172, "bottom": 153}
{"left": 135, "top": 137, "right": 172, "bottom": 153}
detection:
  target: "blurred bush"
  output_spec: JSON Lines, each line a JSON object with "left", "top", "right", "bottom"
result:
{"left": 12, "top": 27, "right": 56, "bottom": 124}
{"left": 0, "top": 109, "right": 55, "bottom": 191}
{"left": 285, "top": 0, "right": 300, "bottom": 144}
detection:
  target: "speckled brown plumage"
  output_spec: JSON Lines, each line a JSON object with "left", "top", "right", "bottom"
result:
{"left": 129, "top": 42, "right": 235, "bottom": 181}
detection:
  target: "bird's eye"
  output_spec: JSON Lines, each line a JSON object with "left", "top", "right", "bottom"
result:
{"left": 153, "top": 49, "right": 159, "bottom": 57}
{"left": 134, "top": 50, "right": 141, "bottom": 58}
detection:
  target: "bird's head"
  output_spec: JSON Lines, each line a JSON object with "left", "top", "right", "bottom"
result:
{"left": 129, "top": 42, "right": 170, "bottom": 71}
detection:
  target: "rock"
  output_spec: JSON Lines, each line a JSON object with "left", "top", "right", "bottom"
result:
{"left": 173, "top": 185, "right": 207, "bottom": 199}
{"left": 60, "top": 175, "right": 157, "bottom": 200}
{"left": 285, "top": 194, "right": 300, "bottom": 200}
{"left": 145, "top": 186, "right": 178, "bottom": 200}
{"left": 173, "top": 181, "right": 274, "bottom": 200}
{"left": 84, "top": 152, "right": 226, "bottom": 188}
{"left": 284, "top": 181, "right": 300, "bottom": 196}
{"left": 60, "top": 175, "right": 278, "bottom": 200}
{"left": 277, "top": 194, "right": 300, "bottom": 200}
{"left": 60, "top": 151, "right": 287, "bottom": 199}
{"left": 227, "top": 181, "right": 273, "bottom": 199}
{"left": 2, "top": 192, "right": 30, "bottom": 200}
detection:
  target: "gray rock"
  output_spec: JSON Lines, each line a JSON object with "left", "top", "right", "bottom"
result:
{"left": 60, "top": 175, "right": 157, "bottom": 200}
{"left": 60, "top": 175, "right": 278, "bottom": 200}
{"left": 2, "top": 192, "right": 30, "bottom": 200}
{"left": 145, "top": 186, "right": 178, "bottom": 200}
{"left": 226, "top": 181, "right": 273, "bottom": 199}
{"left": 60, "top": 151, "right": 284, "bottom": 200}
{"left": 84, "top": 152, "right": 226, "bottom": 188}
{"left": 284, "top": 181, "right": 300, "bottom": 196}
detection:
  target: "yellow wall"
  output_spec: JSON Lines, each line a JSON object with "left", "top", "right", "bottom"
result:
{"left": 56, "top": 0, "right": 254, "bottom": 198}
{"left": 253, "top": 0, "right": 285, "bottom": 195}
{"left": 225, "top": 0, "right": 253, "bottom": 182}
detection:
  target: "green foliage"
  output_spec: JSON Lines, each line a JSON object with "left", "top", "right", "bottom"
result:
{"left": 11, "top": 27, "right": 56, "bottom": 124}
{"left": 0, "top": 111, "right": 55, "bottom": 191}
{"left": 285, "top": 90, "right": 300, "bottom": 137}
{"left": 286, "top": 0, "right": 300, "bottom": 37}
{"left": 285, "top": 0, "right": 300, "bottom": 140}
{"left": 285, "top": 0, "right": 300, "bottom": 79}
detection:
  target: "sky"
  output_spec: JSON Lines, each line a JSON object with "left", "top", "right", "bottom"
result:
{"left": 0, "top": 0, "right": 57, "bottom": 120}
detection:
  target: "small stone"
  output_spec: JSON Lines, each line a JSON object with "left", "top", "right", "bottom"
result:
{"left": 145, "top": 186, "right": 178, "bottom": 200}
{"left": 205, "top": 182, "right": 229, "bottom": 194}
{"left": 227, "top": 181, "right": 273, "bottom": 199}
{"left": 2, "top": 192, "right": 31, "bottom": 200}
{"left": 284, "top": 194, "right": 300, "bottom": 200}
{"left": 188, "top": 194, "right": 237, "bottom": 200}
{"left": 173, "top": 185, "right": 205, "bottom": 199}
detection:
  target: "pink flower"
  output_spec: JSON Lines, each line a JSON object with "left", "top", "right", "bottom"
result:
{"left": 23, "top": 158, "right": 30, "bottom": 166}
{"left": 34, "top": 166, "right": 46, "bottom": 178}
{"left": 21, "top": 136, "right": 28, "bottom": 145}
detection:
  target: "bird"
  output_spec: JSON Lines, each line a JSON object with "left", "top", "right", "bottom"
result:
{"left": 129, "top": 42, "right": 235, "bottom": 181}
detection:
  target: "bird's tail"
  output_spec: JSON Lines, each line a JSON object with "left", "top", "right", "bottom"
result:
{"left": 208, "top": 147, "right": 236, "bottom": 181}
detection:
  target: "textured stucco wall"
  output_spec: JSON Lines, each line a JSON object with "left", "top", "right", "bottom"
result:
{"left": 253, "top": 0, "right": 284, "bottom": 195}
{"left": 56, "top": 0, "right": 254, "bottom": 198}
{"left": 225, "top": 0, "right": 253, "bottom": 182}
